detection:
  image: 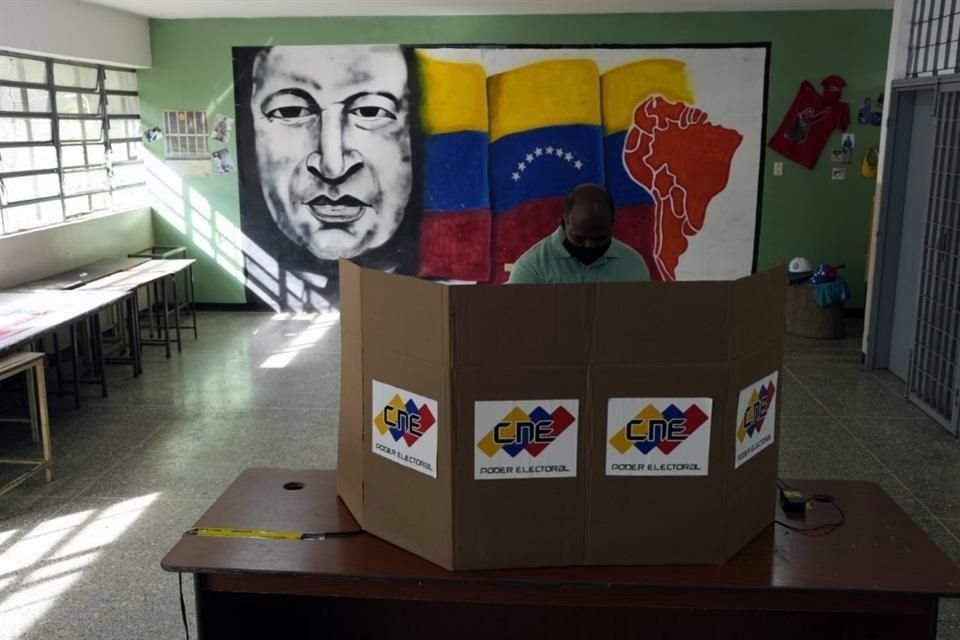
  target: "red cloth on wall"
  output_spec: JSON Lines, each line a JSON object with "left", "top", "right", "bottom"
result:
{"left": 768, "top": 76, "right": 850, "bottom": 169}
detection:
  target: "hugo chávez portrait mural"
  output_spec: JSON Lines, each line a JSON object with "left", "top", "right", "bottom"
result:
{"left": 233, "top": 45, "right": 768, "bottom": 311}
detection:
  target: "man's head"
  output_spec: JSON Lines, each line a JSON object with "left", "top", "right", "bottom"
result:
{"left": 250, "top": 45, "right": 414, "bottom": 261}
{"left": 561, "top": 183, "right": 616, "bottom": 249}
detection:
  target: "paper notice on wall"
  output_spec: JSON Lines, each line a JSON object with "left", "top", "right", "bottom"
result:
{"left": 606, "top": 397, "right": 712, "bottom": 476}
{"left": 211, "top": 114, "right": 234, "bottom": 143}
{"left": 371, "top": 380, "right": 439, "bottom": 478}
{"left": 212, "top": 149, "right": 236, "bottom": 175}
{"left": 474, "top": 399, "right": 578, "bottom": 480}
{"left": 734, "top": 371, "right": 779, "bottom": 469}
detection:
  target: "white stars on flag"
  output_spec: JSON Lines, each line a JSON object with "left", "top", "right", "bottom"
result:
{"left": 508, "top": 142, "right": 585, "bottom": 184}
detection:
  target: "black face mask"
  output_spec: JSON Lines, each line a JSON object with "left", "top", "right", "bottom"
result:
{"left": 563, "top": 238, "right": 611, "bottom": 265}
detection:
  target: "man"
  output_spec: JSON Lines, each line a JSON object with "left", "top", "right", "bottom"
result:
{"left": 249, "top": 44, "right": 416, "bottom": 262}
{"left": 507, "top": 184, "right": 651, "bottom": 284}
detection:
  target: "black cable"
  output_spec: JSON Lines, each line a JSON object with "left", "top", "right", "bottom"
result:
{"left": 179, "top": 572, "right": 190, "bottom": 640}
{"left": 300, "top": 530, "right": 363, "bottom": 540}
{"left": 775, "top": 494, "right": 846, "bottom": 535}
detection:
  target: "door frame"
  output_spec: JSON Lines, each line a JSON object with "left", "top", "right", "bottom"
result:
{"left": 864, "top": 86, "right": 922, "bottom": 370}
{"left": 866, "top": 74, "right": 960, "bottom": 437}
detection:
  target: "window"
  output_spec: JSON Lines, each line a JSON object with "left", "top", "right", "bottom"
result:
{"left": 164, "top": 110, "right": 209, "bottom": 160}
{"left": 0, "top": 51, "right": 145, "bottom": 235}
{"left": 907, "top": 0, "right": 960, "bottom": 77}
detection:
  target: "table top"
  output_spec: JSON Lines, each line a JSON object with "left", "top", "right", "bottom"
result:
{"left": 0, "top": 289, "right": 127, "bottom": 353}
{"left": 76, "top": 258, "right": 196, "bottom": 292}
{"left": 162, "top": 469, "right": 960, "bottom": 598}
{"left": 18, "top": 257, "right": 150, "bottom": 290}
{"left": 129, "top": 246, "right": 187, "bottom": 259}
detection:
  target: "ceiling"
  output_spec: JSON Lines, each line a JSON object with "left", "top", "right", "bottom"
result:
{"left": 79, "top": 0, "right": 894, "bottom": 19}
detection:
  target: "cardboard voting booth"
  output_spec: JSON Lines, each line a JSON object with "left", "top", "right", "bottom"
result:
{"left": 337, "top": 260, "right": 786, "bottom": 570}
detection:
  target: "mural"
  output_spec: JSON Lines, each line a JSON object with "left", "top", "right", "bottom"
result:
{"left": 233, "top": 45, "right": 768, "bottom": 310}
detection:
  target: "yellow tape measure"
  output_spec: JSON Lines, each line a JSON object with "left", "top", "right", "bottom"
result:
{"left": 186, "top": 527, "right": 362, "bottom": 541}
{"left": 191, "top": 527, "right": 304, "bottom": 540}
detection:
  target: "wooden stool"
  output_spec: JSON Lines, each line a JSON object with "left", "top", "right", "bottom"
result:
{"left": 0, "top": 352, "right": 53, "bottom": 495}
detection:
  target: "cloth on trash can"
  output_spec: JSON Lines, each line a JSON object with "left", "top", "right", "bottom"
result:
{"left": 812, "top": 275, "right": 849, "bottom": 308}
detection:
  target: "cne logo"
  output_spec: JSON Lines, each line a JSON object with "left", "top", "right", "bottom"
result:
{"left": 736, "top": 380, "right": 776, "bottom": 444}
{"left": 609, "top": 403, "right": 709, "bottom": 456}
{"left": 734, "top": 372, "right": 778, "bottom": 469}
{"left": 374, "top": 394, "right": 436, "bottom": 447}
{"left": 477, "top": 406, "right": 575, "bottom": 458}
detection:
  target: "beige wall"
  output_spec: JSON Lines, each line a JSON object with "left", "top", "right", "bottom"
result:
{"left": 0, "top": 208, "right": 154, "bottom": 289}
{"left": 0, "top": 0, "right": 151, "bottom": 67}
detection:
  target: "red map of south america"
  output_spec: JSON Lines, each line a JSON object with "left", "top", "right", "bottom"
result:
{"left": 623, "top": 97, "right": 743, "bottom": 280}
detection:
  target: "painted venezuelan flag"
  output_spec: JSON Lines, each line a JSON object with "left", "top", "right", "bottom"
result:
{"left": 417, "top": 53, "right": 492, "bottom": 281}
{"left": 488, "top": 59, "right": 604, "bottom": 283}
{"left": 600, "top": 59, "right": 694, "bottom": 280}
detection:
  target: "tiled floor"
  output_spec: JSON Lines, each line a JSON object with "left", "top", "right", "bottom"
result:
{"left": 0, "top": 313, "right": 958, "bottom": 639}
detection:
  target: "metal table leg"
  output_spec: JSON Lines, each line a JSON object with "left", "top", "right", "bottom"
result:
{"left": 70, "top": 322, "right": 81, "bottom": 409}
{"left": 52, "top": 332, "right": 63, "bottom": 391}
{"left": 128, "top": 293, "right": 142, "bottom": 377}
{"left": 91, "top": 313, "right": 107, "bottom": 398}
{"left": 162, "top": 277, "right": 171, "bottom": 359}
{"left": 189, "top": 264, "right": 198, "bottom": 339}
{"left": 146, "top": 282, "right": 156, "bottom": 339}
{"left": 26, "top": 364, "right": 39, "bottom": 444}
{"left": 172, "top": 276, "right": 182, "bottom": 354}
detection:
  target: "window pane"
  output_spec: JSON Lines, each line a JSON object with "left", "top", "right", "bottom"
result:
{"left": 106, "top": 94, "right": 139, "bottom": 115}
{"left": 56, "top": 91, "right": 100, "bottom": 116}
{"left": 53, "top": 63, "right": 98, "bottom": 89}
{"left": 0, "top": 117, "right": 52, "bottom": 142}
{"left": 63, "top": 168, "right": 108, "bottom": 195}
{"left": 61, "top": 143, "right": 106, "bottom": 168}
{"left": 0, "top": 86, "right": 50, "bottom": 112}
{"left": 109, "top": 118, "right": 140, "bottom": 139}
{"left": 104, "top": 70, "right": 137, "bottom": 92}
{"left": 65, "top": 192, "right": 109, "bottom": 217}
{"left": 0, "top": 146, "right": 57, "bottom": 173}
{"left": 1, "top": 173, "right": 60, "bottom": 203}
{"left": 2, "top": 200, "right": 63, "bottom": 233}
{"left": 111, "top": 141, "right": 143, "bottom": 162}
{"left": 59, "top": 119, "right": 102, "bottom": 142}
{"left": 0, "top": 55, "right": 46, "bottom": 84}
{"left": 111, "top": 185, "right": 144, "bottom": 210}
{"left": 111, "top": 163, "right": 144, "bottom": 187}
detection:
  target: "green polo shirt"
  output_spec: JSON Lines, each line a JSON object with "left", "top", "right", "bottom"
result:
{"left": 507, "top": 226, "right": 651, "bottom": 284}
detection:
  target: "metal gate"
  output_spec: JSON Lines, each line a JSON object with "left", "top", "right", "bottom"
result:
{"left": 909, "top": 85, "right": 960, "bottom": 436}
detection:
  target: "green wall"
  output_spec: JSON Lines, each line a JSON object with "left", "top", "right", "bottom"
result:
{"left": 140, "top": 11, "right": 891, "bottom": 307}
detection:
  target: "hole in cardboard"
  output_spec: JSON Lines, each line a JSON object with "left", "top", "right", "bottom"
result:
{"left": 283, "top": 482, "right": 305, "bottom": 491}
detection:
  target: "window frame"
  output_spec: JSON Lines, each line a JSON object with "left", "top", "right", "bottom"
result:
{"left": 0, "top": 49, "right": 145, "bottom": 235}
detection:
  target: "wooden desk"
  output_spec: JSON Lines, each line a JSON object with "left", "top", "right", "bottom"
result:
{"left": 127, "top": 247, "right": 197, "bottom": 340}
{"left": 19, "top": 257, "right": 150, "bottom": 290}
{"left": 0, "top": 352, "right": 51, "bottom": 496}
{"left": 162, "top": 469, "right": 960, "bottom": 640}
{"left": 0, "top": 290, "right": 127, "bottom": 406}
{"left": 129, "top": 245, "right": 187, "bottom": 260}
{"left": 78, "top": 259, "right": 196, "bottom": 359}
